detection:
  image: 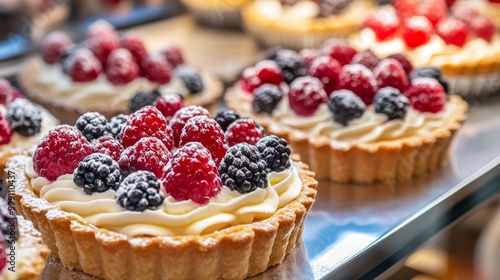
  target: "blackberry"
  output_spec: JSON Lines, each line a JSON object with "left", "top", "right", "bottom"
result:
{"left": 265, "top": 47, "right": 283, "bottom": 61}
{"left": 59, "top": 44, "right": 85, "bottom": 75}
{"left": 214, "top": 110, "right": 240, "bottom": 131}
{"left": 75, "top": 112, "right": 111, "bottom": 141}
{"left": 374, "top": 87, "right": 410, "bottom": 120}
{"left": 317, "top": 0, "right": 353, "bottom": 16}
{"left": 73, "top": 153, "right": 122, "bottom": 195}
{"left": 256, "top": 136, "right": 291, "bottom": 173}
{"left": 252, "top": 84, "right": 284, "bottom": 114}
{"left": 218, "top": 143, "right": 268, "bottom": 194}
{"left": 129, "top": 90, "right": 162, "bottom": 113}
{"left": 273, "top": 49, "right": 306, "bottom": 84}
{"left": 174, "top": 65, "right": 204, "bottom": 94}
{"left": 108, "top": 114, "right": 128, "bottom": 140}
{"left": 115, "top": 171, "right": 164, "bottom": 211}
{"left": 410, "top": 67, "right": 449, "bottom": 94}
{"left": 5, "top": 99, "right": 42, "bottom": 137}
{"left": 0, "top": 198, "right": 18, "bottom": 241}
{"left": 328, "top": 90, "right": 366, "bottom": 126}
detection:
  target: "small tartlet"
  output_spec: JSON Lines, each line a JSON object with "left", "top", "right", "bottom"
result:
{"left": 180, "top": 0, "right": 252, "bottom": 28}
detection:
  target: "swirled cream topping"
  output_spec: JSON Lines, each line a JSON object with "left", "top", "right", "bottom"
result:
{"left": 26, "top": 159, "right": 302, "bottom": 237}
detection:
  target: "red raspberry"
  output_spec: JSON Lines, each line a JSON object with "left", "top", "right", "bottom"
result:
{"left": 387, "top": 53, "right": 414, "bottom": 75}
{"left": 451, "top": 2, "right": 479, "bottom": 25}
{"left": 162, "top": 142, "right": 222, "bottom": 204}
{"left": 337, "top": 64, "right": 378, "bottom": 105}
{"left": 0, "top": 115, "right": 11, "bottom": 145}
{"left": 69, "top": 48, "right": 102, "bottom": 82}
{"left": 120, "top": 31, "right": 148, "bottom": 63}
{"left": 350, "top": 50, "right": 380, "bottom": 71}
{"left": 88, "top": 36, "right": 119, "bottom": 68}
{"left": 418, "top": 0, "right": 447, "bottom": 27}
{"left": 363, "top": 9, "right": 400, "bottom": 41}
{"left": 41, "top": 31, "right": 72, "bottom": 64}
{"left": 404, "top": 78, "right": 446, "bottom": 113}
{"left": 169, "top": 105, "right": 211, "bottom": 146}
{"left": 402, "top": 16, "right": 434, "bottom": 48}
{"left": 239, "top": 67, "right": 262, "bottom": 94}
{"left": 445, "top": 0, "right": 455, "bottom": 6}
{"left": 179, "top": 116, "right": 227, "bottom": 164}
{"left": 394, "top": 0, "right": 419, "bottom": 21}
{"left": 105, "top": 48, "right": 139, "bottom": 85}
{"left": 471, "top": 17, "right": 496, "bottom": 42}
{"left": 0, "top": 79, "right": 21, "bottom": 105}
{"left": 299, "top": 49, "right": 321, "bottom": 70}
{"left": 119, "top": 137, "right": 171, "bottom": 178}
{"left": 373, "top": 58, "right": 409, "bottom": 93}
{"left": 154, "top": 94, "right": 183, "bottom": 119}
{"left": 120, "top": 106, "right": 174, "bottom": 150}
{"left": 225, "top": 118, "right": 263, "bottom": 147}
{"left": 289, "top": 76, "right": 328, "bottom": 116}
{"left": 92, "top": 135, "right": 123, "bottom": 162}
{"left": 321, "top": 39, "right": 358, "bottom": 66}
{"left": 161, "top": 44, "right": 184, "bottom": 68}
{"left": 255, "top": 60, "right": 283, "bottom": 86}
{"left": 309, "top": 56, "right": 341, "bottom": 96}
{"left": 33, "top": 125, "right": 93, "bottom": 181}
{"left": 436, "top": 17, "right": 469, "bottom": 47}
{"left": 86, "top": 20, "right": 118, "bottom": 42}
{"left": 141, "top": 54, "right": 172, "bottom": 84}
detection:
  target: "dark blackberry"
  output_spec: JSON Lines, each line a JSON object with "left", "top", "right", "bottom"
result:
{"left": 108, "top": 114, "right": 128, "bottom": 140}
{"left": 73, "top": 153, "right": 122, "bottom": 195}
{"left": 273, "top": 49, "right": 306, "bottom": 84}
{"left": 218, "top": 143, "right": 268, "bottom": 194}
{"left": 59, "top": 44, "right": 85, "bottom": 75}
{"left": 5, "top": 99, "right": 42, "bottom": 137}
{"left": 328, "top": 90, "right": 366, "bottom": 126}
{"left": 252, "top": 84, "right": 284, "bottom": 114}
{"left": 214, "top": 110, "right": 240, "bottom": 131}
{"left": 0, "top": 198, "right": 18, "bottom": 241}
{"left": 317, "top": 0, "right": 353, "bottom": 16}
{"left": 115, "top": 171, "right": 164, "bottom": 211}
{"left": 374, "top": 87, "right": 410, "bottom": 120}
{"left": 410, "top": 67, "right": 449, "bottom": 94}
{"left": 265, "top": 47, "right": 283, "bottom": 61}
{"left": 256, "top": 136, "right": 291, "bottom": 173}
{"left": 75, "top": 112, "right": 111, "bottom": 141}
{"left": 174, "top": 65, "right": 204, "bottom": 94}
{"left": 129, "top": 90, "right": 162, "bottom": 113}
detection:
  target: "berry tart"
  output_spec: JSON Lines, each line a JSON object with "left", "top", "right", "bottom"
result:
{"left": 180, "top": 0, "right": 252, "bottom": 28}
{"left": 463, "top": 0, "right": 500, "bottom": 30}
{"left": 10, "top": 105, "right": 317, "bottom": 280}
{"left": 225, "top": 44, "right": 468, "bottom": 184}
{"left": 0, "top": 79, "right": 59, "bottom": 175}
{"left": 18, "top": 20, "right": 223, "bottom": 124}
{"left": 348, "top": 0, "right": 500, "bottom": 98}
{"left": 242, "top": 0, "right": 376, "bottom": 50}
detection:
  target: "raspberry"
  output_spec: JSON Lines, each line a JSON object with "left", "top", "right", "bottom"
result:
{"left": 256, "top": 136, "right": 291, "bottom": 173}
{"left": 373, "top": 58, "right": 409, "bottom": 93}
{"left": 240, "top": 67, "right": 262, "bottom": 93}
{"left": 105, "top": 48, "right": 139, "bottom": 85}
{"left": 386, "top": 53, "right": 414, "bottom": 75}
{"left": 337, "top": 64, "right": 378, "bottom": 105}
{"left": 309, "top": 56, "right": 341, "bottom": 95}
{"left": 141, "top": 54, "right": 172, "bottom": 85}
{"left": 374, "top": 87, "right": 410, "bottom": 120}
{"left": 69, "top": 48, "right": 102, "bottom": 82}
{"left": 33, "top": 125, "right": 93, "bottom": 181}
{"left": 350, "top": 50, "right": 380, "bottom": 71}
{"left": 119, "top": 137, "right": 171, "bottom": 178}
{"left": 6, "top": 99, "right": 42, "bottom": 137}
{"left": 394, "top": 0, "right": 419, "bottom": 21}
{"left": 73, "top": 153, "right": 122, "bottom": 195}
{"left": 129, "top": 90, "right": 161, "bottom": 113}
{"left": 214, "top": 110, "right": 240, "bottom": 131}
{"left": 411, "top": 67, "right": 449, "bottom": 93}
{"left": 0, "top": 115, "right": 11, "bottom": 145}
{"left": 316, "top": 0, "right": 352, "bottom": 16}
{"left": 402, "top": 16, "right": 434, "bottom": 48}
{"left": 404, "top": 78, "right": 446, "bottom": 113}
{"left": 169, "top": 105, "right": 211, "bottom": 146}
{"left": 75, "top": 112, "right": 111, "bottom": 141}
{"left": 436, "top": 18, "right": 469, "bottom": 47}
{"left": 0, "top": 79, "right": 17, "bottom": 106}
{"left": 179, "top": 116, "right": 227, "bottom": 164}
{"left": 86, "top": 20, "right": 118, "bottom": 42}
{"left": 299, "top": 49, "right": 321, "bottom": 70}
{"left": 0, "top": 238, "right": 6, "bottom": 272}
{"left": 321, "top": 39, "right": 358, "bottom": 66}
{"left": 162, "top": 142, "right": 222, "bottom": 204}
{"left": 273, "top": 49, "right": 307, "bottom": 84}
{"left": 225, "top": 118, "right": 263, "bottom": 147}
{"left": 41, "top": 31, "right": 72, "bottom": 64}
{"left": 328, "top": 90, "right": 366, "bottom": 126}
{"left": 120, "top": 106, "right": 174, "bottom": 150}
{"left": 253, "top": 84, "right": 284, "bottom": 114}
{"left": 218, "top": 143, "right": 268, "bottom": 194}
{"left": 59, "top": 44, "right": 84, "bottom": 75}
{"left": 363, "top": 9, "right": 400, "bottom": 41}
{"left": 451, "top": 3, "right": 479, "bottom": 24}
{"left": 154, "top": 94, "right": 183, "bottom": 119}
{"left": 116, "top": 171, "right": 164, "bottom": 211}
{"left": 0, "top": 199, "right": 17, "bottom": 239}
{"left": 120, "top": 31, "right": 148, "bottom": 63}
{"left": 88, "top": 36, "right": 119, "bottom": 68}
{"left": 418, "top": 0, "right": 447, "bottom": 27}
{"left": 471, "top": 17, "right": 496, "bottom": 42}
{"left": 108, "top": 114, "right": 128, "bottom": 140}
{"left": 174, "top": 65, "right": 204, "bottom": 94}
{"left": 289, "top": 76, "right": 328, "bottom": 116}
{"left": 255, "top": 60, "right": 283, "bottom": 86}
{"left": 91, "top": 135, "right": 123, "bottom": 162}
{"left": 161, "top": 44, "right": 184, "bottom": 68}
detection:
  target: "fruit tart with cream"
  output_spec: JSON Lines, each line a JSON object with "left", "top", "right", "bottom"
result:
{"left": 10, "top": 105, "right": 317, "bottom": 280}
{"left": 225, "top": 43, "right": 468, "bottom": 184}
{"left": 19, "top": 20, "right": 223, "bottom": 124}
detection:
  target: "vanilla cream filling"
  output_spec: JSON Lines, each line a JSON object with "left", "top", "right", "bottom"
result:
{"left": 26, "top": 159, "right": 302, "bottom": 237}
